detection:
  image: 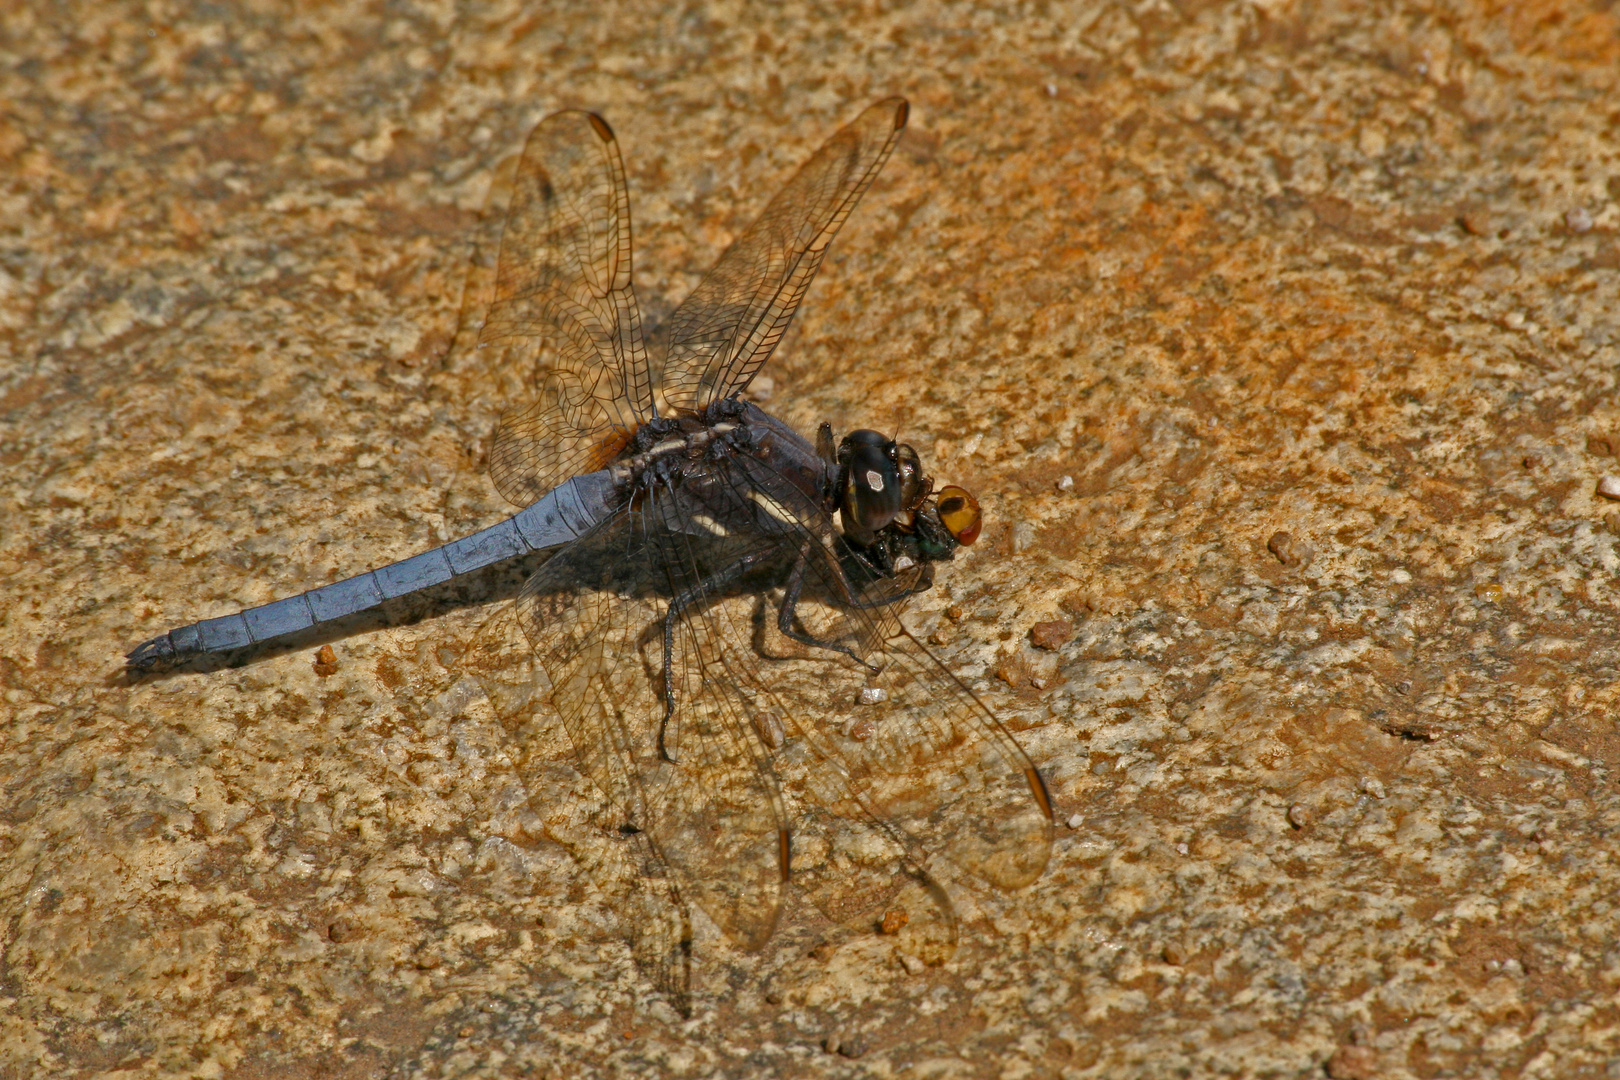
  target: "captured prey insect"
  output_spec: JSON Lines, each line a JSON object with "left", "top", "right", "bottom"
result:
{"left": 127, "top": 98, "right": 1053, "bottom": 1013}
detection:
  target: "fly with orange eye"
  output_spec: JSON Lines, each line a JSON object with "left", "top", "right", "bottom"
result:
{"left": 935, "top": 485, "right": 982, "bottom": 545}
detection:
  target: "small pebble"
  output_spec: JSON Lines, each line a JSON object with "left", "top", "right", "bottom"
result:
{"left": 857, "top": 687, "right": 887, "bottom": 706}
{"left": 823, "top": 1033, "right": 865, "bottom": 1058}
{"left": 1266, "top": 530, "right": 1314, "bottom": 568}
{"left": 1162, "top": 942, "right": 1187, "bottom": 966}
{"left": 1055, "top": 474, "right": 1075, "bottom": 492}
{"left": 1475, "top": 582, "right": 1503, "bottom": 602}
{"left": 1287, "top": 803, "right": 1313, "bottom": 829}
{"left": 313, "top": 644, "right": 339, "bottom": 677}
{"left": 1359, "top": 777, "right": 1386, "bottom": 799}
{"left": 752, "top": 711, "right": 785, "bottom": 750}
{"left": 1029, "top": 619, "right": 1075, "bottom": 651}
{"left": 898, "top": 952, "right": 926, "bottom": 975}
{"left": 1597, "top": 475, "right": 1620, "bottom": 501}
{"left": 1066, "top": 813, "right": 1084, "bottom": 829}
{"left": 1459, "top": 208, "right": 1492, "bottom": 235}
{"left": 880, "top": 908, "right": 909, "bottom": 935}
{"left": 1566, "top": 206, "right": 1594, "bottom": 233}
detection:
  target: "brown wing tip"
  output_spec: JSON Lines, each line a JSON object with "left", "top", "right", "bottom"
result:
{"left": 1026, "top": 765, "right": 1055, "bottom": 823}
{"left": 587, "top": 112, "right": 615, "bottom": 142}
{"left": 892, "top": 99, "right": 910, "bottom": 130}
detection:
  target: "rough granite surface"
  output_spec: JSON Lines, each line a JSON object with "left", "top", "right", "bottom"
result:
{"left": 4, "top": 0, "right": 1620, "bottom": 1077}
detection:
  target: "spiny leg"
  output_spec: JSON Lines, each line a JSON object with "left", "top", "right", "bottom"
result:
{"left": 774, "top": 540, "right": 879, "bottom": 671}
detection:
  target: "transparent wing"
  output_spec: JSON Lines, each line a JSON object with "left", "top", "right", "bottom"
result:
{"left": 660, "top": 98, "right": 909, "bottom": 414}
{"left": 470, "top": 502, "right": 792, "bottom": 952}
{"left": 480, "top": 110, "right": 654, "bottom": 506}
{"left": 463, "top": 603, "right": 694, "bottom": 1014}
{"left": 574, "top": 810, "right": 695, "bottom": 1016}
{"left": 717, "top": 452, "right": 1056, "bottom": 894}
{"left": 784, "top": 614, "right": 1056, "bottom": 891}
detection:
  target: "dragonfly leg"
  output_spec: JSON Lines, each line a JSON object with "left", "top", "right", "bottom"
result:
{"left": 774, "top": 542, "right": 878, "bottom": 672}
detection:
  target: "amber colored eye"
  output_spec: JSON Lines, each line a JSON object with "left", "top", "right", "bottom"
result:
{"left": 936, "top": 485, "right": 982, "bottom": 545}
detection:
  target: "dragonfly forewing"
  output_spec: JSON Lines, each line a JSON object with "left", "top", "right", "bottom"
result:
{"left": 481, "top": 109, "right": 654, "bottom": 506}
{"left": 660, "top": 97, "right": 910, "bottom": 413}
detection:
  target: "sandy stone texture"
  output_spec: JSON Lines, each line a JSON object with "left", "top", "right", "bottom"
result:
{"left": 4, "top": 0, "right": 1620, "bottom": 1076}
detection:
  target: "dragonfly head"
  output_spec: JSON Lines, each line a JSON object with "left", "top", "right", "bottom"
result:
{"left": 835, "top": 430, "right": 982, "bottom": 554}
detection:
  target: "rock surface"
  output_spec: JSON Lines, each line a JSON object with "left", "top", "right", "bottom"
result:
{"left": 4, "top": 0, "right": 1619, "bottom": 1076}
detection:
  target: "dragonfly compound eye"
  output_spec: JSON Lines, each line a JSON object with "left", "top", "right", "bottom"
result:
{"left": 839, "top": 430, "right": 903, "bottom": 542}
{"left": 895, "top": 443, "right": 929, "bottom": 508}
{"left": 935, "top": 485, "right": 982, "bottom": 545}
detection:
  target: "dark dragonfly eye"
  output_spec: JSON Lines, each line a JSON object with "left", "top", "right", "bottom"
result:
{"left": 837, "top": 429, "right": 903, "bottom": 543}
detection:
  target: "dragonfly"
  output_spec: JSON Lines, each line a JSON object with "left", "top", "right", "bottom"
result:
{"left": 127, "top": 98, "right": 1053, "bottom": 1012}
